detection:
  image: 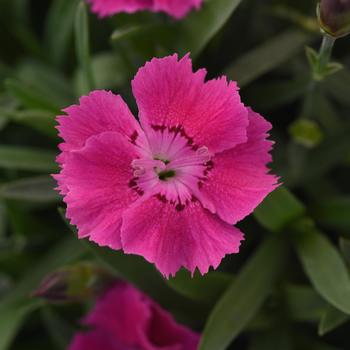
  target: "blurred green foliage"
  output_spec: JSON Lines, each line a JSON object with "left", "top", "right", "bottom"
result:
{"left": 0, "top": 0, "right": 350, "bottom": 349}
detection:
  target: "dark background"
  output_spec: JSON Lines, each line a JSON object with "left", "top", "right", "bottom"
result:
{"left": 0, "top": 0, "right": 350, "bottom": 349}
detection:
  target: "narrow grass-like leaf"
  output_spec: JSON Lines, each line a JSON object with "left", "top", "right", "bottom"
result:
{"left": 75, "top": 52, "right": 128, "bottom": 95}
{"left": 0, "top": 145, "right": 57, "bottom": 172}
{"left": 295, "top": 225, "right": 350, "bottom": 315}
{"left": 5, "top": 79, "right": 60, "bottom": 113}
{"left": 0, "top": 176, "right": 59, "bottom": 202}
{"left": 75, "top": 1, "right": 95, "bottom": 93}
{"left": 199, "top": 236, "right": 287, "bottom": 350}
{"left": 225, "top": 29, "right": 312, "bottom": 87}
{"left": 9, "top": 109, "right": 57, "bottom": 138}
{"left": 174, "top": 0, "right": 244, "bottom": 57}
{"left": 0, "top": 298, "right": 43, "bottom": 350}
{"left": 16, "top": 60, "right": 74, "bottom": 106}
{"left": 45, "top": 0, "right": 79, "bottom": 66}
{"left": 110, "top": 25, "right": 143, "bottom": 42}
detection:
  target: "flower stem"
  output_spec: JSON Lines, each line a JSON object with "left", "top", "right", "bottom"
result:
{"left": 316, "top": 34, "right": 336, "bottom": 77}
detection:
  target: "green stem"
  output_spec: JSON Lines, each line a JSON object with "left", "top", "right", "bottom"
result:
{"left": 317, "top": 34, "right": 336, "bottom": 76}
{"left": 304, "top": 34, "right": 335, "bottom": 115}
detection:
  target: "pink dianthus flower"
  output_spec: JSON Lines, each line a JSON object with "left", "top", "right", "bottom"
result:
{"left": 86, "top": 0, "right": 202, "bottom": 19}
{"left": 55, "top": 54, "right": 278, "bottom": 277}
{"left": 68, "top": 282, "right": 200, "bottom": 350}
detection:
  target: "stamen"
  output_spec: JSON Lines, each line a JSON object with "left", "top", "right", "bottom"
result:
{"left": 158, "top": 169, "right": 176, "bottom": 181}
{"left": 130, "top": 124, "right": 214, "bottom": 207}
{"left": 133, "top": 167, "right": 146, "bottom": 177}
{"left": 196, "top": 146, "right": 211, "bottom": 162}
{"left": 154, "top": 156, "right": 170, "bottom": 165}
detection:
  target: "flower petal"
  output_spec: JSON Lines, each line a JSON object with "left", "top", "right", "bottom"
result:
{"left": 152, "top": 0, "right": 202, "bottom": 18}
{"left": 132, "top": 54, "right": 248, "bottom": 154}
{"left": 84, "top": 283, "right": 151, "bottom": 346}
{"left": 86, "top": 0, "right": 153, "bottom": 18}
{"left": 57, "top": 90, "right": 141, "bottom": 155}
{"left": 60, "top": 132, "right": 140, "bottom": 250}
{"left": 68, "top": 329, "right": 125, "bottom": 350}
{"left": 146, "top": 302, "right": 200, "bottom": 349}
{"left": 79, "top": 282, "right": 200, "bottom": 350}
{"left": 121, "top": 197, "right": 244, "bottom": 277}
{"left": 200, "top": 109, "right": 279, "bottom": 224}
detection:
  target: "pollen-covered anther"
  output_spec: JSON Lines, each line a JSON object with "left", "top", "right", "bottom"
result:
{"left": 132, "top": 166, "right": 146, "bottom": 177}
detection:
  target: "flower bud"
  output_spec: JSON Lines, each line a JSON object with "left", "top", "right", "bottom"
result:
{"left": 289, "top": 119, "right": 323, "bottom": 148}
{"left": 33, "top": 263, "right": 114, "bottom": 302}
{"left": 318, "top": 0, "right": 350, "bottom": 38}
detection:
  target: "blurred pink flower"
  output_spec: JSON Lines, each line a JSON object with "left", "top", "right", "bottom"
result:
{"left": 55, "top": 54, "right": 278, "bottom": 277}
{"left": 86, "top": 0, "right": 202, "bottom": 19}
{"left": 68, "top": 282, "right": 200, "bottom": 350}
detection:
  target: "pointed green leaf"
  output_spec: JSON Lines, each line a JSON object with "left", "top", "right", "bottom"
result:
{"left": 324, "top": 62, "right": 343, "bottom": 77}
{"left": 225, "top": 29, "right": 312, "bottom": 87}
{"left": 75, "top": 52, "right": 128, "bottom": 95}
{"left": 295, "top": 224, "right": 350, "bottom": 315}
{"left": 5, "top": 79, "right": 59, "bottom": 113}
{"left": 9, "top": 109, "right": 57, "bottom": 138}
{"left": 199, "top": 236, "right": 287, "bottom": 350}
{"left": 16, "top": 60, "right": 74, "bottom": 106}
{"left": 75, "top": 1, "right": 95, "bottom": 93}
{"left": 254, "top": 187, "right": 305, "bottom": 232}
{"left": 174, "top": 0, "right": 244, "bottom": 57}
{"left": 45, "top": 0, "right": 79, "bottom": 66}
{"left": 319, "top": 306, "right": 349, "bottom": 336}
{"left": 110, "top": 25, "right": 143, "bottom": 42}
{"left": 0, "top": 299, "right": 42, "bottom": 350}
{"left": 0, "top": 146, "right": 57, "bottom": 172}
{"left": 306, "top": 46, "right": 319, "bottom": 68}
{"left": 0, "top": 176, "right": 59, "bottom": 202}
